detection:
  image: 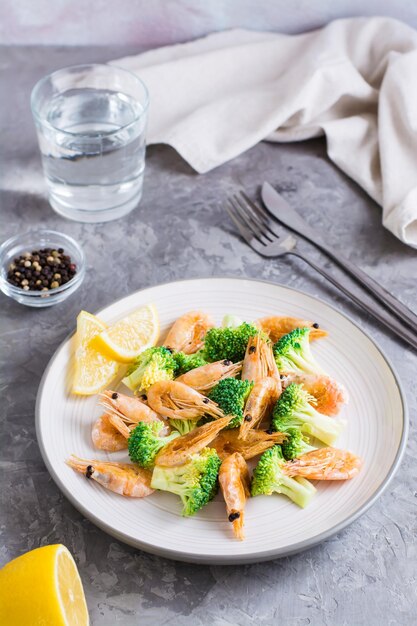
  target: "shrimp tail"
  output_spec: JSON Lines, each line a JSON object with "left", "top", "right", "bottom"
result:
{"left": 66, "top": 455, "right": 91, "bottom": 474}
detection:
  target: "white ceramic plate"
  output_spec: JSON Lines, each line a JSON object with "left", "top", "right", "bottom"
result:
{"left": 36, "top": 278, "right": 407, "bottom": 564}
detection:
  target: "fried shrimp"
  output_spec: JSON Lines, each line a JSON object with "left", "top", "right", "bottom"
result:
{"left": 239, "top": 377, "right": 281, "bottom": 439}
{"left": 219, "top": 452, "right": 251, "bottom": 540}
{"left": 284, "top": 447, "right": 362, "bottom": 480}
{"left": 256, "top": 316, "right": 328, "bottom": 342}
{"left": 100, "top": 390, "right": 162, "bottom": 424}
{"left": 66, "top": 455, "right": 154, "bottom": 497}
{"left": 92, "top": 413, "right": 128, "bottom": 451}
{"left": 212, "top": 428, "right": 286, "bottom": 461}
{"left": 147, "top": 380, "right": 224, "bottom": 421}
{"left": 241, "top": 335, "right": 280, "bottom": 383}
{"left": 283, "top": 373, "right": 348, "bottom": 416}
{"left": 155, "top": 415, "right": 232, "bottom": 467}
{"left": 163, "top": 310, "right": 214, "bottom": 354}
{"left": 176, "top": 359, "right": 243, "bottom": 393}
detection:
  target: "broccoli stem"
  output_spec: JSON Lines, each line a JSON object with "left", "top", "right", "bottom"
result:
{"left": 169, "top": 418, "right": 199, "bottom": 435}
{"left": 295, "top": 408, "right": 343, "bottom": 446}
{"left": 222, "top": 314, "right": 244, "bottom": 328}
{"left": 275, "top": 474, "right": 317, "bottom": 508}
{"left": 290, "top": 352, "right": 325, "bottom": 375}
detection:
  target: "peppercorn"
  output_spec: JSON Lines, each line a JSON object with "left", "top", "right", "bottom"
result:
{"left": 6, "top": 246, "right": 77, "bottom": 292}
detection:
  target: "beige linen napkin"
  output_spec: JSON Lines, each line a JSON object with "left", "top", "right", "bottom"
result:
{"left": 111, "top": 17, "right": 417, "bottom": 247}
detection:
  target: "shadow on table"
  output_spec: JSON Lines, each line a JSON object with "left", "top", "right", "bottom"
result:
{"left": 0, "top": 188, "right": 52, "bottom": 227}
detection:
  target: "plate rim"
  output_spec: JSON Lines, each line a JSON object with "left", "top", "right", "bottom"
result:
{"left": 35, "top": 276, "right": 409, "bottom": 564}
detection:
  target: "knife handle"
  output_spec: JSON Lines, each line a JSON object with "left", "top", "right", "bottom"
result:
{"left": 304, "top": 240, "right": 417, "bottom": 334}
{"left": 289, "top": 251, "right": 417, "bottom": 351}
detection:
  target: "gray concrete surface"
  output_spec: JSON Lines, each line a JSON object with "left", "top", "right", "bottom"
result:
{"left": 0, "top": 46, "right": 416, "bottom": 626}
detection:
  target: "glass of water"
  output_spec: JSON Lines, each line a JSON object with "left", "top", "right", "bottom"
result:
{"left": 31, "top": 64, "right": 149, "bottom": 223}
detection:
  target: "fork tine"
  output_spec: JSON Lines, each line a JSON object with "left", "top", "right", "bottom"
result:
{"left": 231, "top": 195, "right": 272, "bottom": 244}
{"left": 239, "top": 191, "right": 281, "bottom": 239}
{"left": 229, "top": 196, "right": 269, "bottom": 246}
{"left": 225, "top": 200, "right": 256, "bottom": 245}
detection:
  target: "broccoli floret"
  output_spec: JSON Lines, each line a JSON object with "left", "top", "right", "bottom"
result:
{"left": 202, "top": 322, "right": 259, "bottom": 362}
{"left": 173, "top": 351, "right": 208, "bottom": 376}
{"left": 251, "top": 446, "right": 316, "bottom": 508}
{"left": 123, "top": 346, "right": 176, "bottom": 393}
{"left": 151, "top": 448, "right": 221, "bottom": 516}
{"left": 281, "top": 428, "right": 317, "bottom": 461}
{"left": 272, "top": 383, "right": 343, "bottom": 446}
{"left": 273, "top": 327, "right": 325, "bottom": 375}
{"left": 169, "top": 418, "right": 199, "bottom": 435}
{"left": 128, "top": 421, "right": 179, "bottom": 468}
{"left": 207, "top": 378, "right": 253, "bottom": 428}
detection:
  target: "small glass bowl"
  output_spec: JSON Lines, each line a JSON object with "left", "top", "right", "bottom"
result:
{"left": 0, "top": 230, "right": 85, "bottom": 307}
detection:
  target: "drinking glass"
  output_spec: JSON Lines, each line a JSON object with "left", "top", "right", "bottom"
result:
{"left": 31, "top": 64, "right": 149, "bottom": 223}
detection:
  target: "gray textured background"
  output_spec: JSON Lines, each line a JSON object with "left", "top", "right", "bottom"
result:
{"left": 2, "top": 0, "right": 417, "bottom": 45}
{"left": 1, "top": 45, "right": 416, "bottom": 625}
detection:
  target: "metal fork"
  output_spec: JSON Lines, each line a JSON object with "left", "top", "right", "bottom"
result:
{"left": 226, "top": 191, "right": 417, "bottom": 351}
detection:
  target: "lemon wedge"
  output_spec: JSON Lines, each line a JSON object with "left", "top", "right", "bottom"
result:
{"left": 0, "top": 544, "right": 89, "bottom": 626}
{"left": 72, "top": 310, "right": 119, "bottom": 395}
{"left": 92, "top": 303, "right": 159, "bottom": 363}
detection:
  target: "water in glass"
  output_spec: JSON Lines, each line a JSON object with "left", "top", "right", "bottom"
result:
{"left": 38, "top": 87, "right": 147, "bottom": 222}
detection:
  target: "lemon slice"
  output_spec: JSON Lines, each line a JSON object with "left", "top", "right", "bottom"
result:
{"left": 72, "top": 310, "right": 119, "bottom": 395}
{"left": 92, "top": 303, "right": 159, "bottom": 363}
{"left": 0, "top": 544, "right": 89, "bottom": 626}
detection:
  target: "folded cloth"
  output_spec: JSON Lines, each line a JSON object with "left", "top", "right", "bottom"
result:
{"left": 111, "top": 17, "right": 417, "bottom": 247}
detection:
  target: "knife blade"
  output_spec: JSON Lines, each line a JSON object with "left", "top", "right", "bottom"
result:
{"left": 261, "top": 182, "right": 318, "bottom": 241}
{"left": 261, "top": 181, "right": 417, "bottom": 333}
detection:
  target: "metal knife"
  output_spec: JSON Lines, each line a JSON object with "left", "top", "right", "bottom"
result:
{"left": 261, "top": 181, "right": 417, "bottom": 333}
